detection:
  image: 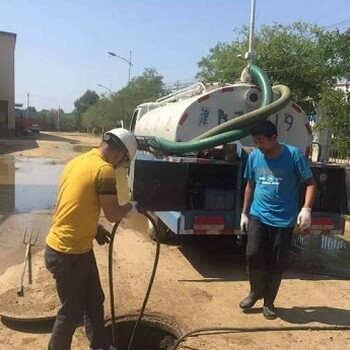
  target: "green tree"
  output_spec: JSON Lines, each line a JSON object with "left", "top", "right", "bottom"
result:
{"left": 196, "top": 40, "right": 246, "bottom": 83}
{"left": 197, "top": 23, "right": 350, "bottom": 158}
{"left": 81, "top": 68, "right": 165, "bottom": 133}
{"left": 74, "top": 90, "right": 100, "bottom": 131}
{"left": 38, "top": 109, "right": 62, "bottom": 131}
{"left": 197, "top": 22, "right": 349, "bottom": 113}
{"left": 81, "top": 97, "right": 111, "bottom": 133}
{"left": 317, "top": 87, "right": 350, "bottom": 157}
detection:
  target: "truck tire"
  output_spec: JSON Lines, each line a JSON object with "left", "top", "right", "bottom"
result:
{"left": 148, "top": 214, "right": 174, "bottom": 243}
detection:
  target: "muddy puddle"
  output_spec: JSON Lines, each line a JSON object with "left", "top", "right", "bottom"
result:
{"left": 290, "top": 234, "right": 350, "bottom": 279}
{"left": 0, "top": 152, "right": 128, "bottom": 215}
{"left": 0, "top": 156, "right": 65, "bottom": 213}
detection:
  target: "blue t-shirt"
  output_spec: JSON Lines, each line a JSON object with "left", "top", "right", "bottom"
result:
{"left": 244, "top": 144, "right": 313, "bottom": 227}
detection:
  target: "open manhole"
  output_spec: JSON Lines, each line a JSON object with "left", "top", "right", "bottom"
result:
{"left": 105, "top": 315, "right": 182, "bottom": 350}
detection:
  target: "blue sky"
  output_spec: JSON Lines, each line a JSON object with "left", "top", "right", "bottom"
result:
{"left": 1, "top": 0, "right": 350, "bottom": 112}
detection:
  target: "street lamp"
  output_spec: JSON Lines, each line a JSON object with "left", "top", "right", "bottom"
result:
{"left": 108, "top": 50, "right": 133, "bottom": 83}
{"left": 97, "top": 83, "right": 112, "bottom": 94}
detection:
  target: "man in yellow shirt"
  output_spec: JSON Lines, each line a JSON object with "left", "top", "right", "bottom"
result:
{"left": 45, "top": 128, "right": 138, "bottom": 350}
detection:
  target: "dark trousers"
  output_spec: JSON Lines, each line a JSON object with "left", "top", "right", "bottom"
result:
{"left": 45, "top": 245, "right": 108, "bottom": 350}
{"left": 245, "top": 217, "right": 294, "bottom": 305}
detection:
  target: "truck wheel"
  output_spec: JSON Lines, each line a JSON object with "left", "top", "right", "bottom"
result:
{"left": 148, "top": 214, "right": 173, "bottom": 243}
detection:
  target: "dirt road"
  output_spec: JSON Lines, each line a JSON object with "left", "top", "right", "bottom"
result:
{"left": 0, "top": 132, "right": 350, "bottom": 350}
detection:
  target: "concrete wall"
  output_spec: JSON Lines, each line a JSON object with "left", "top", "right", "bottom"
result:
{"left": 0, "top": 31, "right": 16, "bottom": 136}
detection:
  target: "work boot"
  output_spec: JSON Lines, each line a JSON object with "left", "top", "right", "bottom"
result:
{"left": 263, "top": 274, "right": 282, "bottom": 319}
{"left": 239, "top": 292, "right": 261, "bottom": 309}
{"left": 263, "top": 304, "right": 277, "bottom": 320}
{"left": 239, "top": 268, "right": 266, "bottom": 309}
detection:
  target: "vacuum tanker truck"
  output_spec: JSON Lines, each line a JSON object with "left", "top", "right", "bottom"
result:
{"left": 128, "top": 65, "right": 350, "bottom": 242}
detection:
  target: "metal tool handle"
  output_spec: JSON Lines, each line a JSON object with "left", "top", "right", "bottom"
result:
{"left": 17, "top": 243, "right": 31, "bottom": 297}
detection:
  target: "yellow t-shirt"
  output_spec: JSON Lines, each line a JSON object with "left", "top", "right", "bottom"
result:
{"left": 46, "top": 148, "right": 117, "bottom": 254}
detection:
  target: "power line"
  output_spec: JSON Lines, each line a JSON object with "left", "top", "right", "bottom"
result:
{"left": 322, "top": 19, "right": 350, "bottom": 31}
{"left": 163, "top": 77, "right": 198, "bottom": 91}
{"left": 16, "top": 93, "right": 75, "bottom": 104}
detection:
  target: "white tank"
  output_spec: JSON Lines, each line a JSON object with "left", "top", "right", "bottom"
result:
{"left": 133, "top": 82, "right": 312, "bottom": 155}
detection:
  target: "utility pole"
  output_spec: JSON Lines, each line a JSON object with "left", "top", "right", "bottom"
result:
{"left": 246, "top": 0, "right": 256, "bottom": 66}
{"left": 57, "top": 106, "right": 60, "bottom": 132}
{"left": 26, "top": 93, "right": 29, "bottom": 118}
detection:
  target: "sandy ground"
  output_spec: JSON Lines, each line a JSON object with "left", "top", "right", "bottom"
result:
{"left": 0, "top": 131, "right": 350, "bottom": 350}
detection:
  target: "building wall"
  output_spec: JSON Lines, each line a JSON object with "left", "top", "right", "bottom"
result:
{"left": 0, "top": 31, "right": 16, "bottom": 136}
{"left": 0, "top": 158, "right": 15, "bottom": 212}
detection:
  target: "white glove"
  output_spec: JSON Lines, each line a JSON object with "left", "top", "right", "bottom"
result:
{"left": 240, "top": 213, "right": 249, "bottom": 233}
{"left": 128, "top": 201, "right": 139, "bottom": 215}
{"left": 297, "top": 207, "right": 311, "bottom": 231}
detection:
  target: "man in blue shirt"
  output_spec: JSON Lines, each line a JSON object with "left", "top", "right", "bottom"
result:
{"left": 239, "top": 120, "right": 316, "bottom": 319}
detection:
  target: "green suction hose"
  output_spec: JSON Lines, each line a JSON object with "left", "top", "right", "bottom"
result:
{"left": 249, "top": 64, "right": 273, "bottom": 107}
{"left": 146, "top": 128, "right": 250, "bottom": 155}
{"left": 142, "top": 85, "right": 290, "bottom": 155}
{"left": 138, "top": 64, "right": 291, "bottom": 156}
{"left": 193, "top": 84, "right": 290, "bottom": 141}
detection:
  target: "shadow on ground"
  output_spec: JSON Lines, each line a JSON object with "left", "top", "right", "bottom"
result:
{"left": 167, "top": 234, "right": 350, "bottom": 282}
{"left": 277, "top": 306, "right": 350, "bottom": 326}
{"left": 242, "top": 305, "right": 350, "bottom": 327}
{"left": 175, "top": 235, "right": 247, "bottom": 282}
{"left": 1, "top": 317, "right": 54, "bottom": 334}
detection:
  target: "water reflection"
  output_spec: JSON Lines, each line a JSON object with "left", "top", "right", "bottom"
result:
{"left": 290, "top": 234, "right": 350, "bottom": 278}
{"left": 0, "top": 157, "right": 65, "bottom": 213}
{"left": 0, "top": 155, "right": 128, "bottom": 214}
{"left": 293, "top": 235, "right": 350, "bottom": 254}
{"left": 293, "top": 234, "right": 349, "bottom": 252}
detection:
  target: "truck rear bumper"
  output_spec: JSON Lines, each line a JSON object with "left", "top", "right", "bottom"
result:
{"left": 156, "top": 210, "right": 240, "bottom": 236}
{"left": 302, "top": 212, "right": 346, "bottom": 235}
{"left": 155, "top": 211, "right": 346, "bottom": 236}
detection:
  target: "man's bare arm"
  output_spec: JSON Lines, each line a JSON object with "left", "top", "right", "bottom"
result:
{"left": 99, "top": 194, "right": 132, "bottom": 222}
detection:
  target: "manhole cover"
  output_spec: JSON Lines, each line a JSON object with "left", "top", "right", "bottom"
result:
{"left": 105, "top": 315, "right": 182, "bottom": 350}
